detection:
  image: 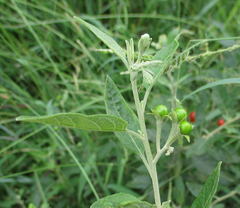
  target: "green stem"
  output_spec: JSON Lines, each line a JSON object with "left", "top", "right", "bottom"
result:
{"left": 131, "top": 80, "right": 151, "bottom": 158}
{"left": 142, "top": 86, "right": 152, "bottom": 111}
{"left": 205, "top": 116, "right": 240, "bottom": 139}
{"left": 156, "top": 119, "right": 163, "bottom": 152}
{"left": 210, "top": 190, "right": 238, "bottom": 207}
{"left": 125, "top": 129, "right": 145, "bottom": 141}
{"left": 141, "top": 65, "right": 166, "bottom": 111}
{"left": 131, "top": 78, "right": 161, "bottom": 208}
{"left": 186, "top": 44, "right": 240, "bottom": 61}
{"left": 153, "top": 145, "right": 168, "bottom": 165}
{"left": 154, "top": 128, "right": 180, "bottom": 164}
{"left": 125, "top": 130, "right": 150, "bottom": 171}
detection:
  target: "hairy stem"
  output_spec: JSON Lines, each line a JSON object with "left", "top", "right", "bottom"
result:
{"left": 125, "top": 129, "right": 150, "bottom": 171}
{"left": 167, "top": 71, "right": 177, "bottom": 109}
{"left": 153, "top": 145, "right": 168, "bottom": 165}
{"left": 131, "top": 78, "right": 161, "bottom": 208}
{"left": 142, "top": 85, "right": 152, "bottom": 111}
{"left": 156, "top": 119, "right": 163, "bottom": 152}
{"left": 125, "top": 129, "right": 145, "bottom": 141}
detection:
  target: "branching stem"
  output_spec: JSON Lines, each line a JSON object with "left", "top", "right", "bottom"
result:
{"left": 125, "top": 129, "right": 145, "bottom": 142}
{"left": 125, "top": 129, "right": 150, "bottom": 172}
{"left": 131, "top": 78, "right": 162, "bottom": 208}
{"left": 153, "top": 145, "right": 168, "bottom": 165}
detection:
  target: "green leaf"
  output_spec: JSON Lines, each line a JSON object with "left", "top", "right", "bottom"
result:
{"left": 173, "top": 176, "right": 185, "bottom": 205}
{"left": 186, "top": 182, "right": 203, "bottom": 197}
{"left": 191, "top": 162, "right": 222, "bottom": 208}
{"left": 166, "top": 111, "right": 179, "bottom": 147}
{"left": 28, "top": 203, "right": 37, "bottom": 208}
{"left": 105, "top": 76, "right": 145, "bottom": 155}
{"left": 118, "top": 201, "right": 156, "bottom": 208}
{"left": 186, "top": 135, "right": 224, "bottom": 158}
{"left": 209, "top": 146, "right": 240, "bottom": 164}
{"left": 186, "top": 137, "right": 212, "bottom": 158}
{"left": 143, "top": 39, "right": 179, "bottom": 89}
{"left": 74, "top": 17, "right": 127, "bottom": 67}
{"left": 161, "top": 201, "right": 171, "bottom": 208}
{"left": 205, "top": 109, "right": 221, "bottom": 121}
{"left": 107, "top": 184, "right": 140, "bottom": 198}
{"left": 235, "top": 184, "right": 240, "bottom": 194}
{"left": 90, "top": 193, "right": 140, "bottom": 208}
{"left": 16, "top": 113, "right": 128, "bottom": 132}
{"left": 195, "top": 91, "right": 210, "bottom": 125}
{"left": 212, "top": 85, "right": 237, "bottom": 117}
{"left": 182, "top": 78, "right": 240, "bottom": 102}
{"left": 90, "top": 193, "right": 156, "bottom": 208}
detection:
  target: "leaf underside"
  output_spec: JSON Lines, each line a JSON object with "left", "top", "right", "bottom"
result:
{"left": 16, "top": 113, "right": 128, "bottom": 132}
{"left": 90, "top": 193, "right": 156, "bottom": 208}
{"left": 143, "top": 39, "right": 179, "bottom": 89}
{"left": 105, "top": 76, "right": 145, "bottom": 155}
{"left": 74, "top": 16, "right": 127, "bottom": 66}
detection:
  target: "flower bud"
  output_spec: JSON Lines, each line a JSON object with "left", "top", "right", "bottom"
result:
{"left": 138, "top": 33, "right": 152, "bottom": 61}
{"left": 131, "top": 63, "right": 140, "bottom": 71}
{"left": 125, "top": 38, "right": 134, "bottom": 66}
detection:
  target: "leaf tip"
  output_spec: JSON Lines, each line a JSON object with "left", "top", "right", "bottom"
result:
{"left": 105, "top": 75, "right": 113, "bottom": 84}
{"left": 73, "top": 16, "right": 82, "bottom": 23}
{"left": 16, "top": 116, "right": 29, "bottom": 121}
{"left": 16, "top": 116, "right": 21, "bottom": 121}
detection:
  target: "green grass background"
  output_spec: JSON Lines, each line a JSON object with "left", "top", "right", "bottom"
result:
{"left": 1, "top": 0, "right": 240, "bottom": 207}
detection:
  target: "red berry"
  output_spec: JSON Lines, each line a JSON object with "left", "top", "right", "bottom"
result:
{"left": 218, "top": 119, "right": 225, "bottom": 126}
{"left": 189, "top": 111, "right": 196, "bottom": 120}
{"left": 190, "top": 117, "right": 195, "bottom": 123}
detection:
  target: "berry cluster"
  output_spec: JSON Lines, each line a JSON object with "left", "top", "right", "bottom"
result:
{"left": 154, "top": 105, "right": 192, "bottom": 135}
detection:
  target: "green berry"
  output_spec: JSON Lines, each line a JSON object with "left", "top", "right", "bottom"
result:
{"left": 180, "top": 121, "right": 192, "bottom": 135}
{"left": 174, "top": 107, "right": 187, "bottom": 121}
{"left": 155, "top": 105, "right": 169, "bottom": 117}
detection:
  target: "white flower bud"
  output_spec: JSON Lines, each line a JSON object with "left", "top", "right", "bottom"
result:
{"left": 138, "top": 33, "right": 152, "bottom": 62}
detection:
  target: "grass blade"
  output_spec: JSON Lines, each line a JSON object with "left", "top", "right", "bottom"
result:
{"left": 182, "top": 78, "right": 240, "bottom": 102}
